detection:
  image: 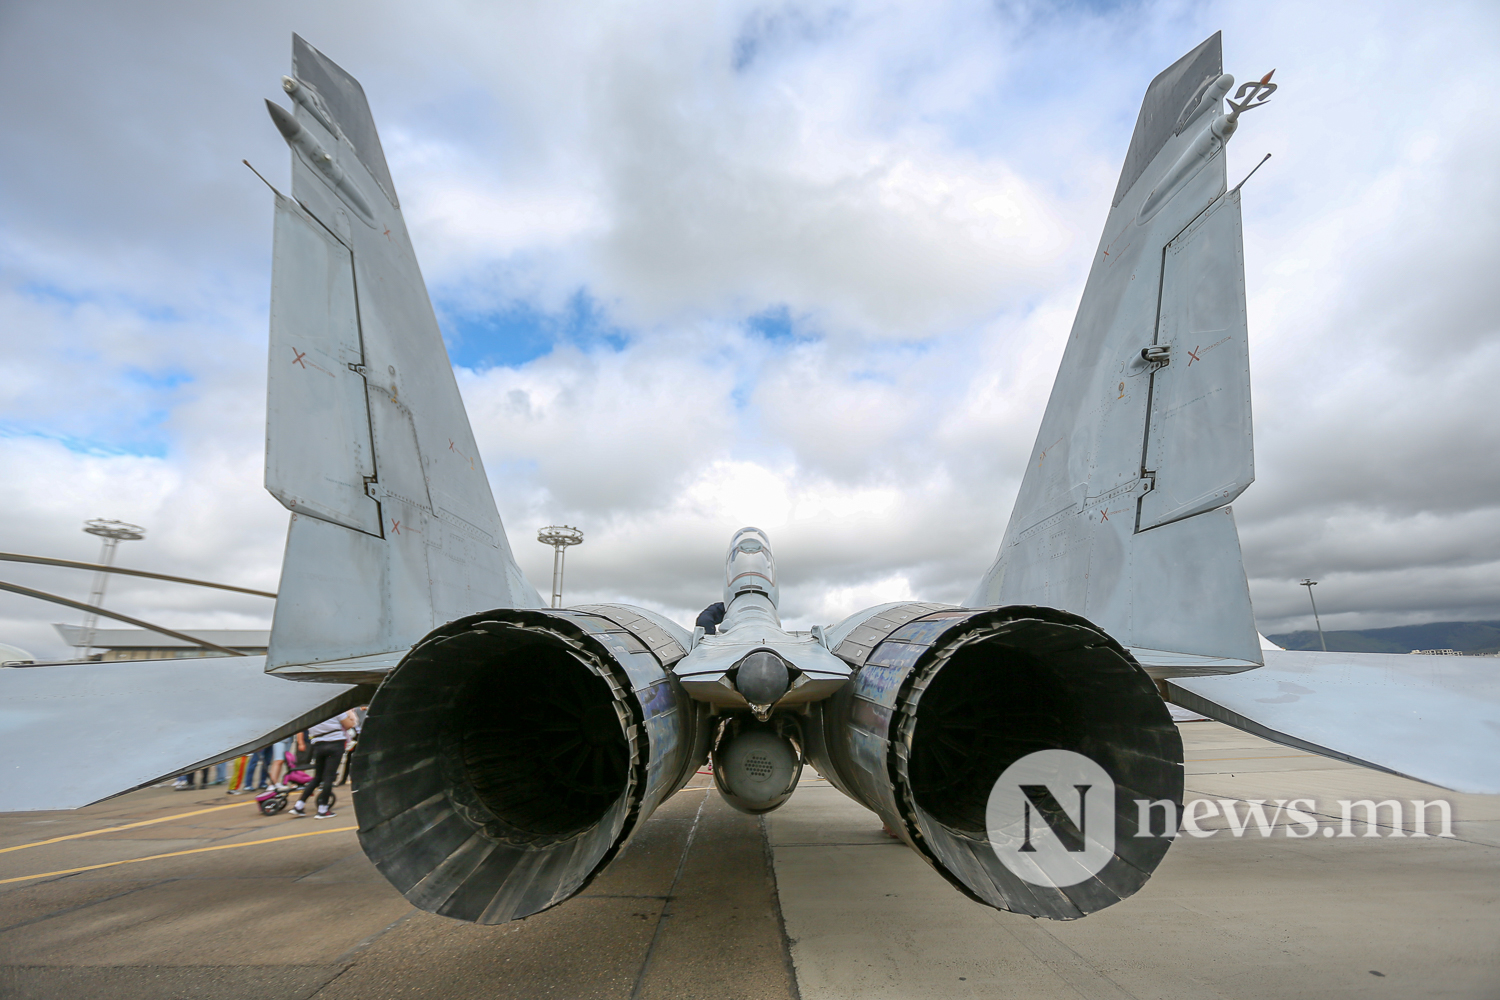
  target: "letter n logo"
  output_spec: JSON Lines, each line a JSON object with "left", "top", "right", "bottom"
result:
{"left": 985, "top": 750, "right": 1115, "bottom": 887}
{"left": 1019, "top": 784, "right": 1092, "bottom": 853}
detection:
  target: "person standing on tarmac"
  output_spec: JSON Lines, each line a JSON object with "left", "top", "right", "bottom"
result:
{"left": 291, "top": 710, "right": 358, "bottom": 819}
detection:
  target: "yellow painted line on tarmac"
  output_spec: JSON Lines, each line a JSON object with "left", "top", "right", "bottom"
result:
{"left": 0, "top": 825, "right": 357, "bottom": 885}
{"left": 0, "top": 802, "right": 256, "bottom": 855}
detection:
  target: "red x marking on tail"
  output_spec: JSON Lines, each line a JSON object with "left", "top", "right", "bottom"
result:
{"left": 390, "top": 519, "right": 401, "bottom": 535}
{"left": 1187, "top": 346, "right": 1202, "bottom": 366}
{"left": 292, "top": 349, "right": 307, "bottom": 368}
{"left": 448, "top": 438, "right": 476, "bottom": 471}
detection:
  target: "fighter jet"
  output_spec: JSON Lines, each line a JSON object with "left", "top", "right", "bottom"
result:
{"left": 3, "top": 32, "right": 1495, "bottom": 926}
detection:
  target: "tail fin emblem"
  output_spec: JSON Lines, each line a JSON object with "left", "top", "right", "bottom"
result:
{"left": 1227, "top": 70, "right": 1276, "bottom": 117}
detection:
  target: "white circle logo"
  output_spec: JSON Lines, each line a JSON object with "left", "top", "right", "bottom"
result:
{"left": 985, "top": 749, "right": 1116, "bottom": 887}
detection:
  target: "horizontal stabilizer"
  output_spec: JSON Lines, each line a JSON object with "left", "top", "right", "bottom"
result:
{"left": 1168, "top": 650, "right": 1500, "bottom": 794}
{"left": 0, "top": 659, "right": 364, "bottom": 811}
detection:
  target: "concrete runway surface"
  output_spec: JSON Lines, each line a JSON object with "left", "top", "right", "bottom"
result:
{"left": 1, "top": 722, "right": 1496, "bottom": 999}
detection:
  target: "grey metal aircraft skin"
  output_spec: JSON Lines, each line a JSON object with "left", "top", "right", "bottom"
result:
{"left": 1, "top": 32, "right": 1496, "bottom": 927}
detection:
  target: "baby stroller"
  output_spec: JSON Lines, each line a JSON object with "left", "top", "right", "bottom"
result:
{"left": 253, "top": 750, "right": 326, "bottom": 816}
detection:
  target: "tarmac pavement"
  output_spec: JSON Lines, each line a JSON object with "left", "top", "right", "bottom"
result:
{"left": 0, "top": 723, "right": 1496, "bottom": 999}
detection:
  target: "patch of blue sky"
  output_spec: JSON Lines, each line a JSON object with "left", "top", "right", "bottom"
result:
{"left": 485, "top": 458, "right": 541, "bottom": 494}
{"left": 721, "top": 306, "right": 826, "bottom": 412}
{"left": 0, "top": 364, "right": 185, "bottom": 455}
{"left": 0, "top": 424, "right": 169, "bottom": 459}
{"left": 439, "top": 289, "right": 629, "bottom": 371}
{"left": 18, "top": 280, "right": 89, "bottom": 308}
{"left": 731, "top": 6, "right": 852, "bottom": 74}
{"left": 17, "top": 279, "right": 186, "bottom": 325}
{"left": 745, "top": 305, "right": 797, "bottom": 343}
{"left": 413, "top": 84, "right": 501, "bottom": 135}
{"left": 904, "top": 7, "right": 1155, "bottom": 159}
{"left": 123, "top": 367, "right": 194, "bottom": 391}
{"left": 844, "top": 338, "right": 937, "bottom": 385}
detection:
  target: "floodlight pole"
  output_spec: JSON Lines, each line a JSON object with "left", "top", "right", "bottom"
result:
{"left": 537, "top": 526, "right": 583, "bottom": 609}
{"left": 80, "top": 519, "right": 146, "bottom": 658}
{"left": 1299, "top": 579, "right": 1327, "bottom": 652}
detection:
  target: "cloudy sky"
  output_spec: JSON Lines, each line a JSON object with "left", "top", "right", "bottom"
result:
{"left": 2, "top": 0, "right": 1497, "bottom": 660}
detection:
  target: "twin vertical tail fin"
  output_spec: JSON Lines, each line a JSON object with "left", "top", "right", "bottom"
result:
{"left": 265, "top": 33, "right": 1262, "bottom": 679}
{"left": 264, "top": 35, "right": 541, "bottom": 680}
{"left": 971, "top": 33, "right": 1263, "bottom": 674}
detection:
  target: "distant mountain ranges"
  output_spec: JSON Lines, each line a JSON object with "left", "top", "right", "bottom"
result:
{"left": 1267, "top": 620, "right": 1500, "bottom": 655}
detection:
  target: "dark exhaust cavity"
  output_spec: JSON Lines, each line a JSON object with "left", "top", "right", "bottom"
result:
{"left": 353, "top": 607, "right": 707, "bottom": 923}
{"left": 805, "top": 604, "right": 1182, "bottom": 920}
{"left": 458, "top": 642, "right": 630, "bottom": 839}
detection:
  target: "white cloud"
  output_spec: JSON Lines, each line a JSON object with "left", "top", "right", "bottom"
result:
{"left": 2, "top": 0, "right": 1498, "bottom": 661}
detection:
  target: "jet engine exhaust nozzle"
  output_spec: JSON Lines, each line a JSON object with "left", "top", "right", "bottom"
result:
{"left": 806, "top": 604, "right": 1183, "bottom": 921}
{"left": 352, "top": 608, "right": 707, "bottom": 924}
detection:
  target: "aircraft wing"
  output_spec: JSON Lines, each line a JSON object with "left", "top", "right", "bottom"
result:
{"left": 0, "top": 657, "right": 364, "bottom": 811}
{"left": 1168, "top": 650, "right": 1500, "bottom": 794}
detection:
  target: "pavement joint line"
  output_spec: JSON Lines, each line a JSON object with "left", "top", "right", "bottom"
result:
{"left": 771, "top": 842, "right": 904, "bottom": 848}
{"left": 1188, "top": 754, "right": 1321, "bottom": 762}
{"left": 308, "top": 966, "right": 357, "bottom": 997}
{"left": 0, "top": 826, "right": 358, "bottom": 884}
{"left": 994, "top": 915, "right": 1140, "bottom": 1000}
{"left": 329, "top": 911, "right": 413, "bottom": 967}
{"left": 0, "top": 802, "right": 252, "bottom": 855}
{"left": 629, "top": 788, "right": 708, "bottom": 1000}
{"left": 294, "top": 844, "right": 376, "bottom": 883}
{"left": 0, "top": 880, "right": 167, "bottom": 933}
{"left": 760, "top": 813, "right": 803, "bottom": 1000}
{"left": 580, "top": 893, "right": 673, "bottom": 900}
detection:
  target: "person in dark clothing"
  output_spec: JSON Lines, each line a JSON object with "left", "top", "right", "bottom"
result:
{"left": 696, "top": 602, "right": 726, "bottom": 635}
{"left": 291, "top": 710, "right": 357, "bottom": 818}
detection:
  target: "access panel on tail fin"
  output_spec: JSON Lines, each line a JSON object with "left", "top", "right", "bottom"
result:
{"left": 266, "top": 194, "right": 380, "bottom": 535}
{"left": 265, "top": 36, "right": 543, "bottom": 679}
{"left": 1139, "top": 192, "right": 1253, "bottom": 530}
{"left": 971, "top": 33, "right": 1262, "bottom": 672}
